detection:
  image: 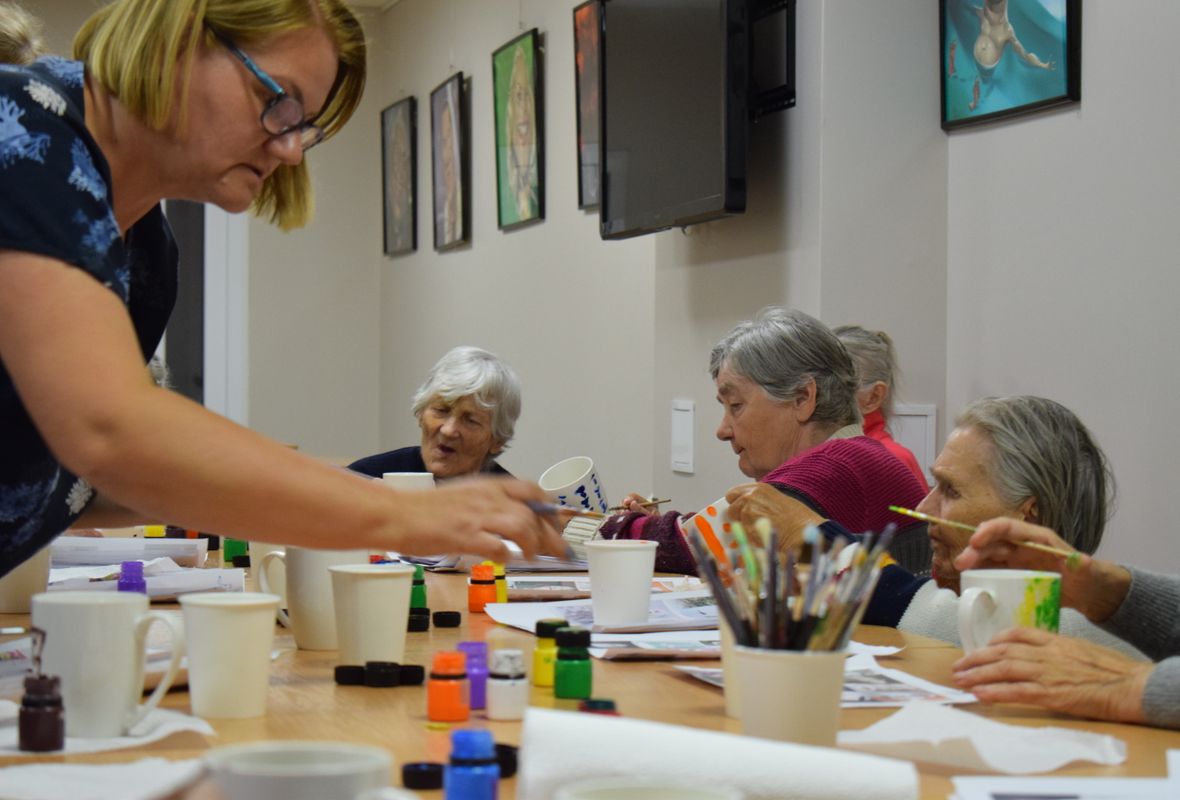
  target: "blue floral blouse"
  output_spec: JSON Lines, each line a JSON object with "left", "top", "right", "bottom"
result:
{"left": 0, "top": 57, "right": 177, "bottom": 576}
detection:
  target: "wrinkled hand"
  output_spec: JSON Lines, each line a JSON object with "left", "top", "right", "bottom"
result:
{"left": 616, "top": 492, "right": 659, "bottom": 516}
{"left": 951, "top": 627, "right": 1152, "bottom": 724}
{"left": 388, "top": 477, "right": 566, "bottom": 563}
{"left": 954, "top": 518, "right": 1130, "bottom": 620}
{"left": 724, "top": 483, "right": 825, "bottom": 552}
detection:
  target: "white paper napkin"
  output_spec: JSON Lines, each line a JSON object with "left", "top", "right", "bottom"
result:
{"left": 838, "top": 701, "right": 1126, "bottom": 774}
{"left": 0, "top": 757, "right": 203, "bottom": 800}
{"left": 0, "top": 699, "right": 214, "bottom": 757}
{"left": 517, "top": 707, "right": 918, "bottom": 800}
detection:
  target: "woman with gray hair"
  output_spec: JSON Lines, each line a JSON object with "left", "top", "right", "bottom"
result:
{"left": 834, "top": 324, "right": 926, "bottom": 488}
{"left": 603, "top": 307, "right": 927, "bottom": 573}
{"left": 859, "top": 395, "right": 1142, "bottom": 656}
{"left": 349, "top": 346, "right": 521, "bottom": 481}
{"left": 0, "top": 1, "right": 44, "bottom": 65}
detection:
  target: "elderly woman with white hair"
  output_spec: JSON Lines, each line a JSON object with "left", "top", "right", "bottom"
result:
{"left": 855, "top": 395, "right": 1144, "bottom": 657}
{"left": 603, "top": 308, "right": 928, "bottom": 573}
{"left": 350, "top": 346, "right": 522, "bottom": 481}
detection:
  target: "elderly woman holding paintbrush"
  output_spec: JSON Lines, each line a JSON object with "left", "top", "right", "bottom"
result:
{"left": 948, "top": 518, "right": 1180, "bottom": 730}
{"left": 602, "top": 307, "right": 927, "bottom": 572}
{"left": 847, "top": 395, "right": 1144, "bottom": 657}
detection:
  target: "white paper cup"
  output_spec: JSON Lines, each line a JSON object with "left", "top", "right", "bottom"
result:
{"left": 958, "top": 569, "right": 1061, "bottom": 654}
{"left": 258, "top": 547, "right": 369, "bottom": 650}
{"left": 556, "top": 778, "right": 742, "bottom": 800}
{"left": 686, "top": 496, "right": 730, "bottom": 558}
{"left": 330, "top": 564, "right": 414, "bottom": 666}
{"left": 717, "top": 617, "right": 741, "bottom": 719}
{"left": 32, "top": 591, "right": 183, "bottom": 737}
{"left": 180, "top": 592, "right": 279, "bottom": 719}
{"left": 381, "top": 472, "right": 436, "bottom": 490}
{"left": 733, "top": 645, "right": 844, "bottom": 746}
{"left": 207, "top": 740, "right": 391, "bottom": 800}
{"left": 0, "top": 544, "right": 52, "bottom": 613}
{"left": 539, "top": 456, "right": 609, "bottom": 513}
{"left": 583, "top": 539, "right": 657, "bottom": 628}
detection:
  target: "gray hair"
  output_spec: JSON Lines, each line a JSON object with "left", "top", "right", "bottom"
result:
{"left": 709, "top": 308, "right": 859, "bottom": 428}
{"left": 411, "top": 346, "right": 521, "bottom": 449}
{"left": 0, "top": 1, "right": 45, "bottom": 65}
{"left": 833, "top": 325, "right": 899, "bottom": 421}
{"left": 957, "top": 396, "right": 1114, "bottom": 555}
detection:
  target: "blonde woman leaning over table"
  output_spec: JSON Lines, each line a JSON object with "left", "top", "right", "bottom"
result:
{"left": 951, "top": 518, "right": 1180, "bottom": 731}
{"left": 0, "top": 0, "right": 565, "bottom": 579}
{"left": 603, "top": 307, "right": 928, "bottom": 573}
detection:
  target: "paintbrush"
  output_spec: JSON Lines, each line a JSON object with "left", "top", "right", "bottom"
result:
{"left": 890, "top": 506, "right": 1081, "bottom": 566}
{"left": 888, "top": 505, "right": 977, "bottom": 532}
{"left": 607, "top": 497, "right": 671, "bottom": 512}
{"left": 526, "top": 501, "right": 608, "bottom": 520}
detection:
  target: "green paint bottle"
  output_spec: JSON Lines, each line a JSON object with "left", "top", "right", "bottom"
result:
{"left": 554, "top": 626, "right": 593, "bottom": 700}
{"left": 411, "top": 564, "right": 428, "bottom": 609}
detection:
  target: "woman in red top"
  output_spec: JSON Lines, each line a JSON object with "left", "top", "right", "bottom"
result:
{"left": 835, "top": 325, "right": 928, "bottom": 489}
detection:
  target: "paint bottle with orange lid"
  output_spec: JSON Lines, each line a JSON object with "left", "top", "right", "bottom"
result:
{"left": 427, "top": 651, "right": 470, "bottom": 722}
{"left": 468, "top": 564, "right": 497, "bottom": 613}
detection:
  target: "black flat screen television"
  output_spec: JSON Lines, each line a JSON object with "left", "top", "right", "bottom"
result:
{"left": 599, "top": 0, "right": 748, "bottom": 240}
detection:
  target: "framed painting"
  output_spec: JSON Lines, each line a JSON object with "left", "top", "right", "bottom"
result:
{"left": 492, "top": 29, "right": 544, "bottom": 230}
{"left": 380, "top": 96, "right": 416, "bottom": 256}
{"left": 573, "top": 0, "right": 600, "bottom": 209}
{"left": 941, "top": 0, "right": 1080, "bottom": 130}
{"left": 430, "top": 72, "right": 469, "bottom": 250}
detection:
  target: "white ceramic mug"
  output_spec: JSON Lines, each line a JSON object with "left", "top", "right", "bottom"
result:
{"left": 583, "top": 539, "right": 658, "bottom": 628}
{"left": 206, "top": 740, "right": 391, "bottom": 800}
{"left": 733, "top": 645, "right": 845, "bottom": 746}
{"left": 958, "top": 569, "right": 1061, "bottom": 654}
{"left": 258, "top": 547, "right": 369, "bottom": 650}
{"left": 179, "top": 592, "right": 279, "bottom": 719}
{"left": 381, "top": 472, "right": 436, "bottom": 491}
{"left": 539, "top": 456, "right": 609, "bottom": 514}
{"left": 0, "top": 544, "right": 52, "bottom": 613}
{"left": 248, "top": 542, "right": 287, "bottom": 608}
{"left": 686, "top": 496, "right": 731, "bottom": 559}
{"left": 555, "top": 778, "right": 743, "bottom": 800}
{"left": 31, "top": 591, "right": 183, "bottom": 738}
{"left": 329, "top": 564, "right": 414, "bottom": 666}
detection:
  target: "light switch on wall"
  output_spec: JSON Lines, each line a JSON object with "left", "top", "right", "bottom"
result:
{"left": 671, "top": 398, "right": 694, "bottom": 474}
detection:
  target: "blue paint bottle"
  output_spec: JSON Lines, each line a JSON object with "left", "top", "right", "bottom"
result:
{"left": 444, "top": 728, "right": 500, "bottom": 800}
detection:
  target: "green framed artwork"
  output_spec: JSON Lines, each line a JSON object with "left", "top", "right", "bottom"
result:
{"left": 492, "top": 29, "right": 544, "bottom": 230}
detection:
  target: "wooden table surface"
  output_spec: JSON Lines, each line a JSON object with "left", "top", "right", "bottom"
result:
{"left": 4, "top": 571, "right": 1179, "bottom": 799}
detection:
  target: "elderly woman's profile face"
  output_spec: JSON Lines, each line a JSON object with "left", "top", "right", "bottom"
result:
{"left": 916, "top": 425, "right": 1036, "bottom": 594}
{"left": 713, "top": 365, "right": 808, "bottom": 480}
{"left": 419, "top": 395, "right": 501, "bottom": 479}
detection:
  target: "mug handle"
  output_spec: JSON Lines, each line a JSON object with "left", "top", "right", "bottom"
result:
{"left": 126, "top": 610, "right": 184, "bottom": 732}
{"left": 258, "top": 550, "right": 290, "bottom": 627}
{"left": 957, "top": 586, "right": 995, "bottom": 653}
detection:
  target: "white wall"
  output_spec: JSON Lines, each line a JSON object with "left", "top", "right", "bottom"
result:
{"left": 946, "top": 0, "right": 1180, "bottom": 573}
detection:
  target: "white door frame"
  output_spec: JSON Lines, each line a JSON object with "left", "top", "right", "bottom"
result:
{"left": 203, "top": 207, "right": 249, "bottom": 425}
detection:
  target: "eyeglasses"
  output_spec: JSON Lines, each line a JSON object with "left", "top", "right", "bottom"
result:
{"left": 214, "top": 31, "right": 325, "bottom": 151}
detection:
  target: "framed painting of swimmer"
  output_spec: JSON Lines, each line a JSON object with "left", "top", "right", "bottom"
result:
{"left": 940, "top": 0, "right": 1081, "bottom": 130}
{"left": 431, "top": 72, "right": 469, "bottom": 251}
{"left": 492, "top": 29, "right": 545, "bottom": 230}
{"left": 573, "top": 0, "right": 601, "bottom": 209}
{"left": 381, "top": 96, "right": 416, "bottom": 256}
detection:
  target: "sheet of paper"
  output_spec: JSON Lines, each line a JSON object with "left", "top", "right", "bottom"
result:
{"left": 507, "top": 575, "right": 701, "bottom": 601}
{"left": 952, "top": 775, "right": 1177, "bottom": 800}
{"left": 677, "top": 654, "right": 975, "bottom": 707}
{"left": 484, "top": 588, "right": 719, "bottom": 633}
{"left": 839, "top": 702, "right": 1127, "bottom": 774}
{"left": 48, "top": 566, "right": 244, "bottom": 599}
{"left": 589, "top": 629, "right": 721, "bottom": 660}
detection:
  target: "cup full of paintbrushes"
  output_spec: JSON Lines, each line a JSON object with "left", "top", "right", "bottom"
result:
{"left": 684, "top": 518, "right": 896, "bottom": 744}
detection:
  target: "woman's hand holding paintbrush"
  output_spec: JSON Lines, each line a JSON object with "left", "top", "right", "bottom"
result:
{"left": 952, "top": 517, "right": 1133, "bottom": 623}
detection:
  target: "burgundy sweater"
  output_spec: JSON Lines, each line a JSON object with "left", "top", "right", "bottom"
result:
{"left": 600, "top": 436, "right": 928, "bottom": 574}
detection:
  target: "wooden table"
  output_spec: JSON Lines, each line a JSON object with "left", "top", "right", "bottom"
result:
{"left": 4, "top": 572, "right": 1179, "bottom": 799}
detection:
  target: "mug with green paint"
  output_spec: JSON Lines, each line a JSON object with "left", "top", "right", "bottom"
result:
{"left": 957, "top": 569, "right": 1061, "bottom": 654}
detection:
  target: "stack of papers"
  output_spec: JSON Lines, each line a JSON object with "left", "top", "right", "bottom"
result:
{"left": 506, "top": 575, "right": 701, "bottom": 601}
{"left": 49, "top": 557, "right": 244, "bottom": 599}
{"left": 51, "top": 536, "right": 208, "bottom": 568}
{"left": 484, "top": 589, "right": 719, "bottom": 633}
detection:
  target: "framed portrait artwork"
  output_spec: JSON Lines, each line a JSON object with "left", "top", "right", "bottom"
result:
{"left": 573, "top": 1, "right": 600, "bottom": 209}
{"left": 431, "top": 72, "right": 469, "bottom": 250}
{"left": 941, "top": 0, "right": 1081, "bottom": 130}
{"left": 380, "top": 97, "right": 416, "bottom": 256}
{"left": 492, "top": 29, "right": 544, "bottom": 230}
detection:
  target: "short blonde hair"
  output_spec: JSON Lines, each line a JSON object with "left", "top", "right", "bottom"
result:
{"left": 74, "top": 0, "right": 366, "bottom": 230}
{"left": 0, "top": 1, "right": 45, "bottom": 65}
